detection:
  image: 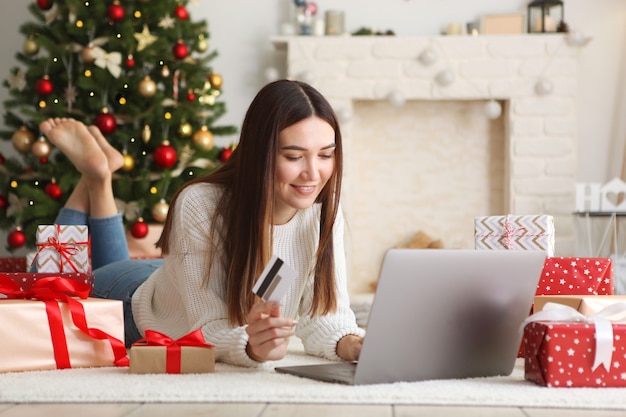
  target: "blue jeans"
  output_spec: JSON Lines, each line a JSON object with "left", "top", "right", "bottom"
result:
{"left": 55, "top": 208, "right": 163, "bottom": 347}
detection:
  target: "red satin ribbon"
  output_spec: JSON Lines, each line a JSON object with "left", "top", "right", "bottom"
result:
{"left": 133, "top": 329, "right": 213, "bottom": 373}
{"left": 0, "top": 274, "right": 129, "bottom": 369}
{"left": 34, "top": 225, "right": 89, "bottom": 273}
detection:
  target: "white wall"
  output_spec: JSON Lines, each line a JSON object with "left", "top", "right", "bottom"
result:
{"left": 1, "top": 0, "right": 625, "bottom": 256}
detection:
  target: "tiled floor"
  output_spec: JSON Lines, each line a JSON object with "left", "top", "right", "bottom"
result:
{"left": 0, "top": 404, "right": 625, "bottom": 417}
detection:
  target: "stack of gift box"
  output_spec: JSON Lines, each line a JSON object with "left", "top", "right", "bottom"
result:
{"left": 475, "top": 214, "right": 626, "bottom": 387}
{"left": 0, "top": 224, "right": 214, "bottom": 375}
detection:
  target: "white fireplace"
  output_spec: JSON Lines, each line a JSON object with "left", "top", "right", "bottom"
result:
{"left": 272, "top": 35, "right": 579, "bottom": 294}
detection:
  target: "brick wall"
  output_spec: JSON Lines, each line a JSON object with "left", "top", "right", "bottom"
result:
{"left": 273, "top": 35, "right": 578, "bottom": 293}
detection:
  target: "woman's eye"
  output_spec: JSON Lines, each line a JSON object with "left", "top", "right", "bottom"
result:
{"left": 285, "top": 155, "right": 301, "bottom": 161}
{"left": 319, "top": 154, "right": 334, "bottom": 159}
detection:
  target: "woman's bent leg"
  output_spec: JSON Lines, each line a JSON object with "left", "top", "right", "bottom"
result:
{"left": 54, "top": 207, "right": 89, "bottom": 226}
{"left": 93, "top": 258, "right": 163, "bottom": 347}
{"left": 88, "top": 213, "right": 130, "bottom": 269}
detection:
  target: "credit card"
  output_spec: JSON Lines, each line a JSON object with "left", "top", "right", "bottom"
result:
{"left": 252, "top": 255, "right": 296, "bottom": 302}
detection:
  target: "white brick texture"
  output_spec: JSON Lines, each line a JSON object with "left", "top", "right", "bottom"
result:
{"left": 273, "top": 35, "right": 579, "bottom": 293}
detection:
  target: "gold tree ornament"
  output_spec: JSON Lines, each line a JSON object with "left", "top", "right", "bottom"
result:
{"left": 196, "top": 34, "right": 208, "bottom": 53}
{"left": 11, "top": 126, "right": 35, "bottom": 153}
{"left": 151, "top": 199, "right": 170, "bottom": 222}
{"left": 31, "top": 136, "right": 52, "bottom": 158}
{"left": 208, "top": 73, "right": 222, "bottom": 89}
{"left": 81, "top": 44, "right": 97, "bottom": 65}
{"left": 22, "top": 37, "right": 39, "bottom": 56}
{"left": 142, "top": 124, "right": 152, "bottom": 143}
{"left": 122, "top": 153, "right": 135, "bottom": 172}
{"left": 138, "top": 75, "right": 157, "bottom": 97}
{"left": 192, "top": 125, "right": 214, "bottom": 151}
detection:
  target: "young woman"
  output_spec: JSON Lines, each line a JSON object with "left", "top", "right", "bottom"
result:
{"left": 40, "top": 80, "right": 364, "bottom": 367}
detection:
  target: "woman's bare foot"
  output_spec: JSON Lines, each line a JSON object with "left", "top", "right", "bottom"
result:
{"left": 87, "top": 125, "right": 124, "bottom": 172}
{"left": 40, "top": 118, "right": 109, "bottom": 180}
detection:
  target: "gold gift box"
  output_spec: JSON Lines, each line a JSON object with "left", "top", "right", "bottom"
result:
{"left": 130, "top": 345, "right": 215, "bottom": 374}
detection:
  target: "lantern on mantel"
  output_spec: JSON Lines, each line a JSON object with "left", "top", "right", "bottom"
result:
{"left": 527, "top": 0, "right": 564, "bottom": 33}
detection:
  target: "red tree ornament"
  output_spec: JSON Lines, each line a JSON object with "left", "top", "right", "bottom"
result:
{"left": 172, "top": 41, "right": 189, "bottom": 60}
{"left": 45, "top": 182, "right": 63, "bottom": 200}
{"left": 186, "top": 90, "right": 196, "bottom": 102}
{"left": 174, "top": 5, "right": 189, "bottom": 20}
{"left": 107, "top": 1, "right": 125, "bottom": 22}
{"left": 219, "top": 147, "right": 233, "bottom": 163}
{"left": 0, "top": 194, "right": 8, "bottom": 210}
{"left": 37, "top": 0, "right": 53, "bottom": 10}
{"left": 130, "top": 218, "right": 149, "bottom": 239}
{"left": 95, "top": 109, "right": 117, "bottom": 135}
{"left": 125, "top": 54, "right": 136, "bottom": 69}
{"left": 0, "top": 152, "right": 5, "bottom": 164}
{"left": 36, "top": 76, "right": 54, "bottom": 96}
{"left": 7, "top": 228, "right": 26, "bottom": 249}
{"left": 153, "top": 142, "right": 178, "bottom": 169}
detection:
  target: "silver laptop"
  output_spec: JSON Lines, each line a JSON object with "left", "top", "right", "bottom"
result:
{"left": 275, "top": 249, "right": 546, "bottom": 385}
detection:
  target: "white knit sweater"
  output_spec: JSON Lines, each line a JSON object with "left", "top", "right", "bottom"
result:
{"left": 131, "top": 183, "right": 364, "bottom": 367}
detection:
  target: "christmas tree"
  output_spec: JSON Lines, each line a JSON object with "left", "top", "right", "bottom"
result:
{"left": 0, "top": 0, "right": 237, "bottom": 251}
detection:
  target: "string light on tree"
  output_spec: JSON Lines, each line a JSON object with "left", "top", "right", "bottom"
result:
{"left": 178, "top": 122, "right": 193, "bottom": 138}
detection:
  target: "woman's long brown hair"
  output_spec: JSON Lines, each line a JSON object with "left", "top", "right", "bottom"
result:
{"left": 156, "top": 80, "right": 344, "bottom": 326}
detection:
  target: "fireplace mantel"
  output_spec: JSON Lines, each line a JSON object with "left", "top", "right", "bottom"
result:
{"left": 272, "top": 35, "right": 578, "bottom": 293}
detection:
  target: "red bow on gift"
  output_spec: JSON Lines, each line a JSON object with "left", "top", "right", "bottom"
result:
{"left": 0, "top": 274, "right": 129, "bottom": 369}
{"left": 133, "top": 329, "right": 214, "bottom": 374}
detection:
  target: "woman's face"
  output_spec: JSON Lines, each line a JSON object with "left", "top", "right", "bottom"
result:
{"left": 273, "top": 116, "right": 336, "bottom": 224}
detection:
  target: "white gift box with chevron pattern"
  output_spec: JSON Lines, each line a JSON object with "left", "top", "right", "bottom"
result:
{"left": 474, "top": 214, "right": 555, "bottom": 256}
{"left": 35, "top": 225, "right": 91, "bottom": 273}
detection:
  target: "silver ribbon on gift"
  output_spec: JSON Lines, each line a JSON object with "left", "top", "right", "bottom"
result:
{"left": 522, "top": 301, "right": 626, "bottom": 371}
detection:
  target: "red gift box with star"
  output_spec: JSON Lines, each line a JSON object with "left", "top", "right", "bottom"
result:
{"left": 524, "top": 320, "right": 626, "bottom": 387}
{"left": 0, "top": 272, "right": 94, "bottom": 293}
{"left": 517, "top": 257, "right": 614, "bottom": 359}
{"left": 537, "top": 257, "right": 614, "bottom": 296}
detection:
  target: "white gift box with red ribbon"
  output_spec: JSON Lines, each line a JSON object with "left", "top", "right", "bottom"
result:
{"left": 474, "top": 214, "right": 555, "bottom": 256}
{"left": 35, "top": 225, "right": 91, "bottom": 273}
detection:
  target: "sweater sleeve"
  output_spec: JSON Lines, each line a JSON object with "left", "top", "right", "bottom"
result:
{"left": 295, "top": 207, "right": 366, "bottom": 361}
{"left": 132, "top": 184, "right": 264, "bottom": 368}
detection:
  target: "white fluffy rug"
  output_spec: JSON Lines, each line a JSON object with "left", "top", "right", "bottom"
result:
{"left": 1, "top": 340, "right": 626, "bottom": 409}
